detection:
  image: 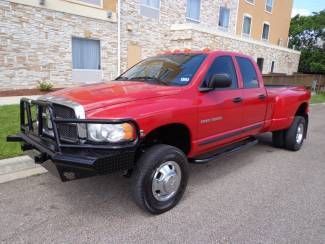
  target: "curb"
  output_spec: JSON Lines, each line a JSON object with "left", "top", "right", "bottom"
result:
{"left": 0, "top": 155, "right": 47, "bottom": 184}
{"left": 310, "top": 102, "right": 325, "bottom": 106}
{"left": 0, "top": 95, "right": 40, "bottom": 105}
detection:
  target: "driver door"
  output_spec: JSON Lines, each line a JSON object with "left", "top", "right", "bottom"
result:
{"left": 197, "top": 55, "right": 244, "bottom": 152}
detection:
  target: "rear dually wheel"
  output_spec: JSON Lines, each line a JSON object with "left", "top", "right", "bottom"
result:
{"left": 272, "top": 116, "right": 306, "bottom": 151}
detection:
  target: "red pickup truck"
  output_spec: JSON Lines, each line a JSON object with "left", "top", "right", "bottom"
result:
{"left": 8, "top": 50, "right": 310, "bottom": 214}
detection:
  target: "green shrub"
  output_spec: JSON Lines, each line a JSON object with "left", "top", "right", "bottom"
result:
{"left": 38, "top": 80, "right": 54, "bottom": 91}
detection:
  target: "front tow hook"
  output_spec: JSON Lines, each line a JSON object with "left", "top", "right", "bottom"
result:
{"left": 34, "top": 153, "right": 49, "bottom": 164}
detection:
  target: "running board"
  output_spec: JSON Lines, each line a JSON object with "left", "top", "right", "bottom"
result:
{"left": 190, "top": 138, "right": 258, "bottom": 164}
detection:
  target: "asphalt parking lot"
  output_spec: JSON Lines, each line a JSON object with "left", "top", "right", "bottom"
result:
{"left": 1, "top": 104, "right": 325, "bottom": 243}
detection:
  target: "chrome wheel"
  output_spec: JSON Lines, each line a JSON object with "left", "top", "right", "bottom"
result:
{"left": 296, "top": 123, "right": 304, "bottom": 144}
{"left": 152, "top": 161, "right": 182, "bottom": 202}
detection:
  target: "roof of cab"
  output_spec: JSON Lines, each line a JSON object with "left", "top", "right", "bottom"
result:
{"left": 159, "top": 49, "right": 250, "bottom": 58}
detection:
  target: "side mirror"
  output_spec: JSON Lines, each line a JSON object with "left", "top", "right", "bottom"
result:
{"left": 207, "top": 73, "right": 232, "bottom": 89}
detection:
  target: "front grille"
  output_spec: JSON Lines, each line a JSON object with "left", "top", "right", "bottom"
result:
{"left": 57, "top": 124, "right": 78, "bottom": 141}
{"left": 50, "top": 104, "right": 78, "bottom": 142}
{"left": 53, "top": 104, "right": 76, "bottom": 119}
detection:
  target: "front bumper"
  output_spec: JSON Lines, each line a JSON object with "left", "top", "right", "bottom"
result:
{"left": 7, "top": 98, "right": 140, "bottom": 181}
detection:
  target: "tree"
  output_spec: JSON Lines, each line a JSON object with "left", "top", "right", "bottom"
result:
{"left": 289, "top": 10, "right": 325, "bottom": 74}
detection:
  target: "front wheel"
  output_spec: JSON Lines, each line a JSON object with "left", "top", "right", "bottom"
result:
{"left": 131, "top": 144, "right": 189, "bottom": 214}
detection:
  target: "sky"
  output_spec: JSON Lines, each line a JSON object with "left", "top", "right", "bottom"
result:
{"left": 292, "top": 0, "right": 324, "bottom": 17}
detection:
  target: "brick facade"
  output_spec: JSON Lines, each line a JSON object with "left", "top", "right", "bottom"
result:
{"left": 119, "top": 0, "right": 239, "bottom": 72}
{"left": 0, "top": 0, "right": 117, "bottom": 90}
{"left": 169, "top": 24, "right": 300, "bottom": 74}
{"left": 0, "top": 0, "right": 300, "bottom": 90}
{"left": 120, "top": 0, "right": 299, "bottom": 75}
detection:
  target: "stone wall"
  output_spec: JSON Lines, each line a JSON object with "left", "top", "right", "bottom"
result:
{"left": 120, "top": 0, "right": 239, "bottom": 72}
{"left": 0, "top": 0, "right": 118, "bottom": 90}
{"left": 168, "top": 25, "right": 300, "bottom": 74}
{"left": 0, "top": 0, "right": 300, "bottom": 90}
{"left": 120, "top": 0, "right": 299, "bottom": 75}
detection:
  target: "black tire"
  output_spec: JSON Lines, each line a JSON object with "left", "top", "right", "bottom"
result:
{"left": 272, "top": 130, "right": 285, "bottom": 148}
{"left": 284, "top": 116, "right": 306, "bottom": 151}
{"left": 131, "top": 144, "right": 189, "bottom": 214}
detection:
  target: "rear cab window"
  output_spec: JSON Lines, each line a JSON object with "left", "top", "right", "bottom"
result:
{"left": 235, "top": 56, "right": 259, "bottom": 88}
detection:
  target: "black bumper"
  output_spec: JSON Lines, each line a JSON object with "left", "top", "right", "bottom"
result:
{"left": 7, "top": 98, "right": 140, "bottom": 182}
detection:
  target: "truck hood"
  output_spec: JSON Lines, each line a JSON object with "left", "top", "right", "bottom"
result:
{"left": 46, "top": 81, "right": 182, "bottom": 111}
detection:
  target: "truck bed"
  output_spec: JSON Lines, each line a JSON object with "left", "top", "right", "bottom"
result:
{"left": 263, "top": 85, "right": 310, "bottom": 132}
{"left": 265, "top": 84, "right": 306, "bottom": 89}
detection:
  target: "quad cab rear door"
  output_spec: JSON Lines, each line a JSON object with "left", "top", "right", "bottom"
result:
{"left": 234, "top": 55, "right": 268, "bottom": 134}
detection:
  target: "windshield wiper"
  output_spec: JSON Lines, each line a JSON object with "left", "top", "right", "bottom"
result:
{"left": 128, "top": 76, "right": 168, "bottom": 85}
{"left": 115, "top": 76, "right": 129, "bottom": 80}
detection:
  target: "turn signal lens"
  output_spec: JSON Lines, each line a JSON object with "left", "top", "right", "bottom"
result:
{"left": 122, "top": 123, "right": 135, "bottom": 141}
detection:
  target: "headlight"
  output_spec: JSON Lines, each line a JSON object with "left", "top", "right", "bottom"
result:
{"left": 87, "top": 123, "right": 136, "bottom": 143}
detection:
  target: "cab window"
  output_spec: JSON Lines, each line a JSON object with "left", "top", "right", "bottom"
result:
{"left": 236, "top": 56, "right": 259, "bottom": 88}
{"left": 202, "top": 56, "right": 238, "bottom": 89}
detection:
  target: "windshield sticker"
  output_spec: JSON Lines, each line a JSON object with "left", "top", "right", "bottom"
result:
{"left": 180, "top": 77, "right": 190, "bottom": 82}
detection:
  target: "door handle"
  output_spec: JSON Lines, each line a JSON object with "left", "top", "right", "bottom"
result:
{"left": 232, "top": 97, "right": 243, "bottom": 103}
{"left": 258, "top": 94, "right": 266, "bottom": 100}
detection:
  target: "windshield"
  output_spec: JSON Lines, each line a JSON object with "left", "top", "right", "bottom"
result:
{"left": 115, "top": 54, "right": 207, "bottom": 86}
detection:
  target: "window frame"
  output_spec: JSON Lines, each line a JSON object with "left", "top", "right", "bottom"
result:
{"left": 71, "top": 36, "right": 102, "bottom": 70}
{"left": 265, "top": 0, "right": 273, "bottom": 13}
{"left": 140, "top": 0, "right": 161, "bottom": 19}
{"left": 218, "top": 6, "right": 230, "bottom": 31}
{"left": 65, "top": 0, "right": 103, "bottom": 9}
{"left": 242, "top": 14, "right": 252, "bottom": 38}
{"left": 245, "top": 0, "right": 255, "bottom": 5}
{"left": 271, "top": 61, "right": 275, "bottom": 73}
{"left": 200, "top": 55, "right": 239, "bottom": 90}
{"left": 140, "top": 0, "right": 160, "bottom": 10}
{"left": 186, "top": 0, "right": 202, "bottom": 23}
{"left": 261, "top": 22, "right": 270, "bottom": 41}
{"left": 256, "top": 58, "right": 264, "bottom": 73}
{"left": 235, "top": 56, "right": 260, "bottom": 89}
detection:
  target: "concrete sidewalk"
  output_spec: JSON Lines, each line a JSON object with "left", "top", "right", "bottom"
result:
{"left": 0, "top": 95, "right": 44, "bottom": 183}
{"left": 0, "top": 156, "right": 47, "bottom": 184}
{"left": 0, "top": 95, "right": 40, "bottom": 105}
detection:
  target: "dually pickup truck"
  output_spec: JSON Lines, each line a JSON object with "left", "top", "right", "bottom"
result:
{"left": 8, "top": 50, "right": 311, "bottom": 214}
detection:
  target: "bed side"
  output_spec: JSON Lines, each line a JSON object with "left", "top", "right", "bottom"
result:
{"left": 263, "top": 86, "right": 311, "bottom": 132}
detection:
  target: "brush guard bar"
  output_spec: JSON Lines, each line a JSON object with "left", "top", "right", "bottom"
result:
{"left": 7, "top": 98, "right": 140, "bottom": 181}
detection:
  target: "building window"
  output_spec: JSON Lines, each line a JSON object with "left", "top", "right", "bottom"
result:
{"left": 242, "top": 15, "right": 252, "bottom": 37}
{"left": 271, "top": 61, "right": 275, "bottom": 73}
{"left": 72, "top": 37, "right": 101, "bottom": 70}
{"left": 262, "top": 23, "right": 270, "bottom": 41}
{"left": 140, "top": 0, "right": 160, "bottom": 19}
{"left": 218, "top": 7, "right": 230, "bottom": 31}
{"left": 127, "top": 43, "right": 142, "bottom": 68}
{"left": 245, "top": 0, "right": 255, "bottom": 4}
{"left": 186, "top": 0, "right": 201, "bottom": 22}
{"left": 257, "top": 58, "right": 264, "bottom": 73}
{"left": 69, "top": 0, "right": 102, "bottom": 7}
{"left": 265, "top": 0, "right": 273, "bottom": 13}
